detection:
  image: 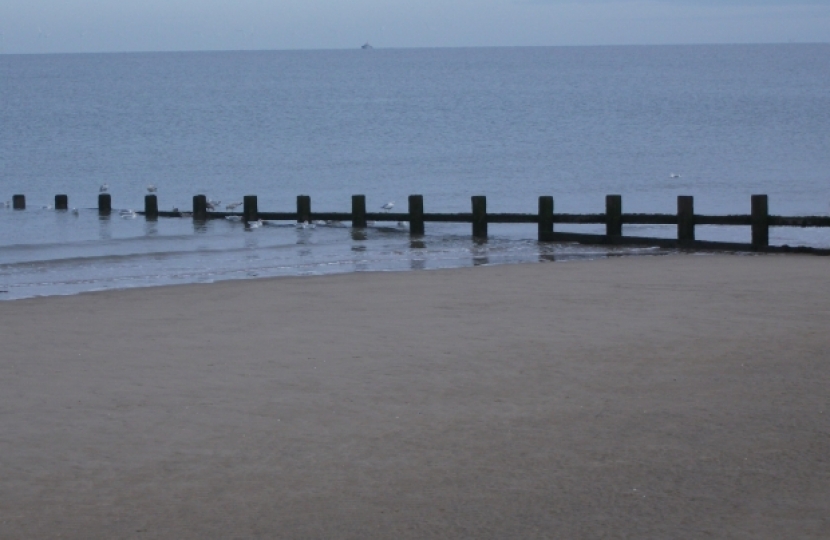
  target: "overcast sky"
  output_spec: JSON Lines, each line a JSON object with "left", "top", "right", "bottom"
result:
{"left": 1, "top": 0, "right": 828, "bottom": 54}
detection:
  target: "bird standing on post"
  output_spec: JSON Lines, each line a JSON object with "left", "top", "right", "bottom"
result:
{"left": 147, "top": 184, "right": 157, "bottom": 193}
{"left": 99, "top": 183, "right": 109, "bottom": 193}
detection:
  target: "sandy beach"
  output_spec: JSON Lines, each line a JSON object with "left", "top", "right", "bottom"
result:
{"left": 1, "top": 253, "right": 828, "bottom": 539}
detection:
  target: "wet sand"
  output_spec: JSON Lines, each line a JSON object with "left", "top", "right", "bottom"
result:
{"left": 1, "top": 253, "right": 828, "bottom": 539}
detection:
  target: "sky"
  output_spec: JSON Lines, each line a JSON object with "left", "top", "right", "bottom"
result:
{"left": 1, "top": 0, "right": 828, "bottom": 54}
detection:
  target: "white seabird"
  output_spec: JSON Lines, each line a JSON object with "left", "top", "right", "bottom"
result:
{"left": 100, "top": 183, "right": 109, "bottom": 193}
{"left": 381, "top": 201, "right": 394, "bottom": 212}
{"left": 225, "top": 201, "right": 242, "bottom": 211}
{"left": 147, "top": 184, "right": 157, "bottom": 193}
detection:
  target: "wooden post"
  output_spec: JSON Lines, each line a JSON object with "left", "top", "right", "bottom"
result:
{"left": 538, "top": 196, "right": 553, "bottom": 241}
{"left": 472, "top": 196, "right": 487, "bottom": 239}
{"left": 12, "top": 194, "right": 25, "bottom": 210}
{"left": 352, "top": 195, "right": 367, "bottom": 228}
{"left": 144, "top": 194, "right": 158, "bottom": 219}
{"left": 677, "top": 195, "right": 695, "bottom": 243}
{"left": 55, "top": 195, "right": 68, "bottom": 210}
{"left": 297, "top": 195, "right": 311, "bottom": 223}
{"left": 193, "top": 194, "right": 207, "bottom": 220}
{"left": 98, "top": 193, "right": 111, "bottom": 215}
{"left": 751, "top": 194, "right": 769, "bottom": 249}
{"left": 408, "top": 195, "right": 424, "bottom": 236}
{"left": 606, "top": 195, "right": 622, "bottom": 237}
{"left": 243, "top": 195, "right": 258, "bottom": 223}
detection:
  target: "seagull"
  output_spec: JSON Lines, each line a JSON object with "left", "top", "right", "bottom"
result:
{"left": 147, "top": 184, "right": 157, "bottom": 193}
{"left": 225, "top": 201, "right": 242, "bottom": 211}
{"left": 247, "top": 219, "right": 263, "bottom": 229}
{"left": 120, "top": 209, "right": 137, "bottom": 219}
{"left": 381, "top": 201, "right": 394, "bottom": 212}
{"left": 43, "top": 204, "right": 53, "bottom": 210}
{"left": 99, "top": 183, "right": 109, "bottom": 193}
{"left": 669, "top": 173, "right": 681, "bottom": 179}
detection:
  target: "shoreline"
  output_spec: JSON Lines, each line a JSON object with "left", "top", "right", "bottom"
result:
{"left": 1, "top": 253, "right": 828, "bottom": 538}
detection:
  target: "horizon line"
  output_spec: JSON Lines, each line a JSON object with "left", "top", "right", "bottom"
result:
{"left": 2, "top": 41, "right": 828, "bottom": 57}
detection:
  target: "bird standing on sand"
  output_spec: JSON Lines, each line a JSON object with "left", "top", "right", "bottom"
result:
{"left": 381, "top": 201, "right": 394, "bottom": 212}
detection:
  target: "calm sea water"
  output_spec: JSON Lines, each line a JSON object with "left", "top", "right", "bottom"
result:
{"left": 2, "top": 44, "right": 829, "bottom": 300}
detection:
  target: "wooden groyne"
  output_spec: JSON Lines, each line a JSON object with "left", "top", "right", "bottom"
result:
{"left": 8, "top": 193, "right": 830, "bottom": 255}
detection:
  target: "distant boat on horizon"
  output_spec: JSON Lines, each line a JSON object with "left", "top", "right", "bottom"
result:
{"left": 361, "top": 42, "right": 373, "bottom": 50}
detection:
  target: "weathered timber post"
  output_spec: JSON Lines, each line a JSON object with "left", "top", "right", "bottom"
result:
{"left": 98, "top": 193, "right": 111, "bottom": 215}
{"left": 243, "top": 195, "right": 258, "bottom": 223}
{"left": 751, "top": 194, "right": 769, "bottom": 249}
{"left": 606, "top": 195, "right": 622, "bottom": 237}
{"left": 538, "top": 196, "right": 553, "bottom": 241}
{"left": 472, "top": 195, "right": 487, "bottom": 239}
{"left": 55, "top": 195, "right": 68, "bottom": 210}
{"left": 409, "top": 195, "right": 424, "bottom": 236}
{"left": 677, "top": 195, "right": 695, "bottom": 243}
{"left": 297, "top": 195, "right": 311, "bottom": 223}
{"left": 352, "top": 195, "right": 367, "bottom": 228}
{"left": 144, "top": 195, "right": 158, "bottom": 219}
{"left": 12, "top": 194, "right": 25, "bottom": 210}
{"left": 193, "top": 195, "right": 207, "bottom": 220}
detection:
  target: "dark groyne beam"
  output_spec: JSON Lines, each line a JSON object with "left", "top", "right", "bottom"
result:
{"left": 244, "top": 195, "right": 258, "bottom": 223}
{"left": 193, "top": 195, "right": 207, "bottom": 220}
{"left": 55, "top": 195, "right": 68, "bottom": 210}
{"left": 752, "top": 194, "right": 769, "bottom": 248}
{"left": 472, "top": 196, "right": 487, "bottom": 239}
{"left": 365, "top": 212, "right": 411, "bottom": 221}
{"left": 606, "top": 195, "right": 622, "bottom": 237}
{"left": 694, "top": 215, "right": 751, "bottom": 226}
{"left": 352, "top": 195, "right": 367, "bottom": 228}
{"left": 98, "top": 193, "right": 111, "bottom": 215}
{"left": 297, "top": 195, "right": 311, "bottom": 223}
{"left": 409, "top": 195, "right": 424, "bottom": 236}
{"left": 769, "top": 215, "right": 830, "bottom": 227}
{"left": 538, "top": 196, "right": 553, "bottom": 241}
{"left": 554, "top": 214, "right": 606, "bottom": 224}
{"left": 144, "top": 195, "right": 158, "bottom": 219}
{"left": 12, "top": 195, "right": 25, "bottom": 210}
{"left": 677, "top": 195, "right": 695, "bottom": 243}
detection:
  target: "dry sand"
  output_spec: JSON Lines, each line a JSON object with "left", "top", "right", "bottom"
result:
{"left": 1, "top": 253, "right": 828, "bottom": 539}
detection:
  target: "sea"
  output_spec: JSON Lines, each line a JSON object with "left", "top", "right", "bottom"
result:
{"left": 1, "top": 44, "right": 829, "bottom": 301}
